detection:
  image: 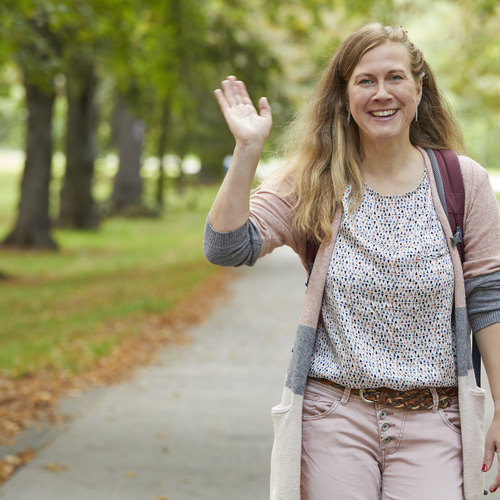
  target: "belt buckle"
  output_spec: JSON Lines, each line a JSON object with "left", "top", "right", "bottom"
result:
{"left": 359, "top": 388, "right": 376, "bottom": 404}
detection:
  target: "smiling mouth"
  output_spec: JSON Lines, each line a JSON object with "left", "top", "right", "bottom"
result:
{"left": 370, "top": 110, "right": 397, "bottom": 117}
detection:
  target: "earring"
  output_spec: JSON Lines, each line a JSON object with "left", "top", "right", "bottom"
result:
{"left": 415, "top": 105, "right": 418, "bottom": 122}
{"left": 347, "top": 110, "right": 351, "bottom": 125}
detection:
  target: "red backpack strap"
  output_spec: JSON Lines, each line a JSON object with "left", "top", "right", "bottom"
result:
{"left": 427, "top": 149, "right": 465, "bottom": 264}
{"left": 305, "top": 239, "right": 319, "bottom": 286}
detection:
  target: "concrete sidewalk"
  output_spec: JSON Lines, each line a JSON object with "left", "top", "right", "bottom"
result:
{"left": 0, "top": 247, "right": 306, "bottom": 500}
{"left": 0, "top": 246, "right": 499, "bottom": 499}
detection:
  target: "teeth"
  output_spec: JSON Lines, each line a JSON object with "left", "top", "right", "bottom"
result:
{"left": 371, "top": 110, "right": 397, "bottom": 117}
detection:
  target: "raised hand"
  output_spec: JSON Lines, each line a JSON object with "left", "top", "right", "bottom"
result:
{"left": 214, "top": 76, "right": 272, "bottom": 147}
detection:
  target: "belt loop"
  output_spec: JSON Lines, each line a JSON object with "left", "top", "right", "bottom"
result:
{"left": 341, "top": 387, "right": 351, "bottom": 406}
{"left": 378, "top": 388, "right": 388, "bottom": 405}
{"left": 430, "top": 388, "right": 439, "bottom": 413}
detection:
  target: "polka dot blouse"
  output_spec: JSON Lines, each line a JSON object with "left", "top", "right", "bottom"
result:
{"left": 308, "top": 170, "right": 457, "bottom": 391}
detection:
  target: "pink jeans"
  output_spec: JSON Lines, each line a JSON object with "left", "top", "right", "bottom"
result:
{"left": 301, "top": 379, "right": 463, "bottom": 500}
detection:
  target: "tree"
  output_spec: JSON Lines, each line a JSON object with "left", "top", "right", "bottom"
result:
{"left": 3, "top": 78, "right": 57, "bottom": 249}
{"left": 57, "top": 56, "right": 99, "bottom": 228}
{"left": 109, "top": 94, "right": 145, "bottom": 212}
{"left": 0, "top": 3, "right": 62, "bottom": 249}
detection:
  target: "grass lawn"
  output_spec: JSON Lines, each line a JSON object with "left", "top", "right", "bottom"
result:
{"left": 0, "top": 170, "right": 221, "bottom": 377}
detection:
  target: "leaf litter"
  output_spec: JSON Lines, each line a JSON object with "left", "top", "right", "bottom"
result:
{"left": 0, "top": 267, "right": 233, "bottom": 485}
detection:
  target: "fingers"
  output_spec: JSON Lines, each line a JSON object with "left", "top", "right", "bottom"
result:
{"left": 213, "top": 88, "right": 229, "bottom": 114}
{"left": 483, "top": 440, "right": 495, "bottom": 473}
{"left": 222, "top": 76, "right": 249, "bottom": 107}
{"left": 235, "top": 79, "right": 253, "bottom": 106}
{"left": 221, "top": 77, "right": 239, "bottom": 107}
{"left": 214, "top": 76, "right": 255, "bottom": 109}
{"left": 488, "top": 470, "right": 500, "bottom": 494}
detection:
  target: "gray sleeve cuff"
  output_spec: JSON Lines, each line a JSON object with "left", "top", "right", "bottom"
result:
{"left": 470, "top": 310, "right": 500, "bottom": 334}
{"left": 465, "top": 270, "right": 500, "bottom": 333}
{"left": 203, "top": 218, "right": 263, "bottom": 267}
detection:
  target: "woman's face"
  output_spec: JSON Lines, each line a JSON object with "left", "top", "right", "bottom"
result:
{"left": 347, "top": 42, "right": 422, "bottom": 149}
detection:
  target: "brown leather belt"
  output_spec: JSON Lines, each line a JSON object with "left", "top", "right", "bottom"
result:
{"left": 310, "top": 377, "right": 458, "bottom": 410}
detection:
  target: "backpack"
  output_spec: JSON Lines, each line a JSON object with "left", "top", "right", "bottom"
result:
{"left": 305, "top": 149, "right": 481, "bottom": 386}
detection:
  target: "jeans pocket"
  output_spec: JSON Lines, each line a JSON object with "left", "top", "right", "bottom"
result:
{"left": 302, "top": 391, "right": 341, "bottom": 420}
{"left": 438, "top": 399, "right": 461, "bottom": 434}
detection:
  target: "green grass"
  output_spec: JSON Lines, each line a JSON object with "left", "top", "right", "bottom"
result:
{"left": 0, "top": 172, "right": 221, "bottom": 377}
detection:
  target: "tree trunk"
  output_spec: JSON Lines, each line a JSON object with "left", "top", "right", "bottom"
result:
{"left": 156, "top": 102, "right": 171, "bottom": 209}
{"left": 2, "top": 80, "right": 57, "bottom": 250}
{"left": 57, "top": 63, "right": 99, "bottom": 229}
{"left": 110, "top": 96, "right": 144, "bottom": 211}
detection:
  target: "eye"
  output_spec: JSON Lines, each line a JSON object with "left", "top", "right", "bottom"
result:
{"left": 389, "top": 74, "right": 404, "bottom": 81}
{"left": 358, "top": 78, "right": 373, "bottom": 85}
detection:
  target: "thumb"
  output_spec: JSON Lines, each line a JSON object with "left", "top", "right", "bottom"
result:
{"left": 258, "top": 97, "right": 272, "bottom": 118}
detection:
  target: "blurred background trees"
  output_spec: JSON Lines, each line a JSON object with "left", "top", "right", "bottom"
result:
{"left": 0, "top": 0, "right": 498, "bottom": 249}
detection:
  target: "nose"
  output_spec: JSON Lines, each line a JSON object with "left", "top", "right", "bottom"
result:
{"left": 373, "top": 82, "right": 391, "bottom": 101}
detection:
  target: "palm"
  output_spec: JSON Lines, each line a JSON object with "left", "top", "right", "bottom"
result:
{"left": 214, "top": 76, "right": 272, "bottom": 145}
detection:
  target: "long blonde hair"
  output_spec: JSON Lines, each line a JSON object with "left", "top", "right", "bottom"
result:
{"left": 268, "top": 23, "right": 465, "bottom": 244}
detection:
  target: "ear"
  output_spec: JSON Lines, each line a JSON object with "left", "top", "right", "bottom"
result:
{"left": 416, "top": 78, "right": 423, "bottom": 105}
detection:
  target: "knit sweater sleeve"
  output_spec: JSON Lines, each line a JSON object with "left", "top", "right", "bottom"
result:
{"left": 203, "top": 186, "right": 306, "bottom": 268}
{"left": 461, "top": 156, "right": 500, "bottom": 332}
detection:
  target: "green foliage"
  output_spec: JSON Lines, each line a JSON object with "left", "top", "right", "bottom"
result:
{"left": 0, "top": 67, "right": 25, "bottom": 148}
{"left": 400, "top": 1, "right": 500, "bottom": 167}
{"left": 0, "top": 1, "right": 65, "bottom": 90}
{"left": 131, "top": 0, "right": 287, "bottom": 177}
{"left": 1, "top": 0, "right": 500, "bottom": 177}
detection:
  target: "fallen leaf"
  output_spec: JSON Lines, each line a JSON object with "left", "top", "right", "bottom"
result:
{"left": 0, "top": 448, "right": 35, "bottom": 485}
{"left": 3, "top": 455, "right": 21, "bottom": 466}
{"left": 45, "top": 462, "right": 69, "bottom": 474}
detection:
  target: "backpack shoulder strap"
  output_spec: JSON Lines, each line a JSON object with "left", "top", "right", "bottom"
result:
{"left": 305, "top": 239, "right": 319, "bottom": 286}
{"left": 426, "top": 148, "right": 465, "bottom": 263}
{"left": 426, "top": 148, "right": 481, "bottom": 386}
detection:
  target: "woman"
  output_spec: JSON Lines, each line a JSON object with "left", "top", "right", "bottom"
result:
{"left": 203, "top": 23, "right": 500, "bottom": 499}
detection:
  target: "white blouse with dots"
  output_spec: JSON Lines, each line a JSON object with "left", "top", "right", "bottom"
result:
{"left": 308, "top": 169, "right": 457, "bottom": 391}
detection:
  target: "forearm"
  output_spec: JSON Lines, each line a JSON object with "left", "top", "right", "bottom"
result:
{"left": 475, "top": 323, "right": 500, "bottom": 415}
{"left": 208, "top": 142, "right": 264, "bottom": 232}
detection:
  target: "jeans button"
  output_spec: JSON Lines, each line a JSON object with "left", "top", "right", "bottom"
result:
{"left": 381, "top": 423, "right": 390, "bottom": 432}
